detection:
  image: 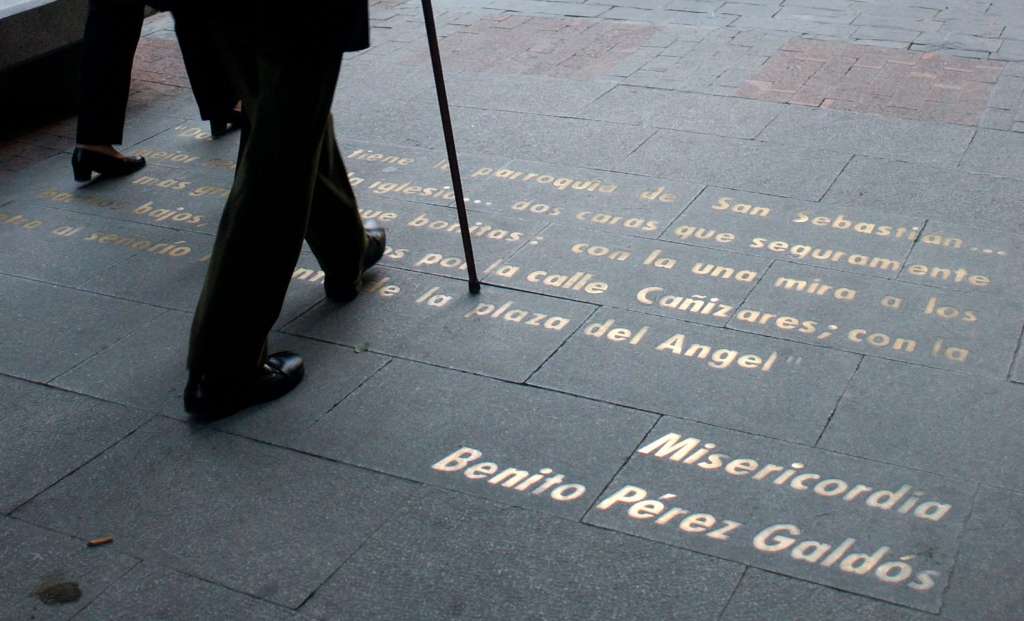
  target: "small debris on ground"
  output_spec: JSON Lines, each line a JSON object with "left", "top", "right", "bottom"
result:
{"left": 86, "top": 536, "right": 113, "bottom": 547}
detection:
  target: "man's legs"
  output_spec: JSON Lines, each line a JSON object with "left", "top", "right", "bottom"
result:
{"left": 187, "top": 36, "right": 342, "bottom": 381}
{"left": 305, "top": 118, "right": 368, "bottom": 292}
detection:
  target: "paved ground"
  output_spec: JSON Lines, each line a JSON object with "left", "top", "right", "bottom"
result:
{"left": 3, "top": 0, "right": 1024, "bottom": 618}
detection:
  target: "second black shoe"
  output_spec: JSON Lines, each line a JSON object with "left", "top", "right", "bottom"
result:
{"left": 324, "top": 220, "right": 387, "bottom": 303}
{"left": 184, "top": 351, "right": 305, "bottom": 420}
{"left": 210, "top": 109, "right": 245, "bottom": 138}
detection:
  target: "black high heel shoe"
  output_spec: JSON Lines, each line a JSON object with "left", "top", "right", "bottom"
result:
{"left": 210, "top": 109, "right": 245, "bottom": 138}
{"left": 71, "top": 147, "right": 146, "bottom": 182}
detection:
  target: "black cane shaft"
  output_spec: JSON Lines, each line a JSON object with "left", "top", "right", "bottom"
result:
{"left": 421, "top": 0, "right": 481, "bottom": 293}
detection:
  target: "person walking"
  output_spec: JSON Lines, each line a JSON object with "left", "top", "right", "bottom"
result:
{"left": 182, "top": 2, "right": 385, "bottom": 418}
{"left": 72, "top": 1, "right": 240, "bottom": 182}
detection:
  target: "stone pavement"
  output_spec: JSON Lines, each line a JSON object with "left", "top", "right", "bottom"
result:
{"left": 3, "top": 0, "right": 1024, "bottom": 618}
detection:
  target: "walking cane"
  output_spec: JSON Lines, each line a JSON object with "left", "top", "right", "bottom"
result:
{"left": 421, "top": 0, "right": 481, "bottom": 293}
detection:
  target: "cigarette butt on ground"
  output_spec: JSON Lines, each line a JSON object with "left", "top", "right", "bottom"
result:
{"left": 87, "top": 536, "right": 113, "bottom": 547}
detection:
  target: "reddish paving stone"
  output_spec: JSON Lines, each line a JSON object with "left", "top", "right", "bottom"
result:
{"left": 741, "top": 38, "right": 1006, "bottom": 125}
{"left": 430, "top": 15, "right": 658, "bottom": 79}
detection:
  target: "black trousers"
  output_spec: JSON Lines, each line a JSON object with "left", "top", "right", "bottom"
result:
{"left": 187, "top": 24, "right": 366, "bottom": 377}
{"left": 76, "top": 1, "right": 235, "bottom": 145}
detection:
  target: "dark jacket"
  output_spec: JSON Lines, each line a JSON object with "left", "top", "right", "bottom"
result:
{"left": 156, "top": 2, "right": 370, "bottom": 53}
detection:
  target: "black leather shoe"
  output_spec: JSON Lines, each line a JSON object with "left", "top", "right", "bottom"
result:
{"left": 210, "top": 109, "right": 244, "bottom": 138}
{"left": 324, "top": 220, "right": 387, "bottom": 303}
{"left": 184, "top": 351, "right": 305, "bottom": 419}
{"left": 72, "top": 147, "right": 146, "bottom": 182}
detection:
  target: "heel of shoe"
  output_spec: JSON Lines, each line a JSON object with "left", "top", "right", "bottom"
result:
{"left": 71, "top": 150, "right": 92, "bottom": 182}
{"left": 210, "top": 119, "right": 228, "bottom": 138}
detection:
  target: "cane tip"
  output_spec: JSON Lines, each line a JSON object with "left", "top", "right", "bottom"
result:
{"left": 469, "top": 280, "right": 482, "bottom": 294}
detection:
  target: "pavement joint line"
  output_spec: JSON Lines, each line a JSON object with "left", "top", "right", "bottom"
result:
{"left": 65, "top": 562, "right": 304, "bottom": 620}
{"left": 954, "top": 125, "right": 982, "bottom": 169}
{"left": 1006, "top": 321, "right": 1024, "bottom": 381}
{"left": 738, "top": 255, "right": 774, "bottom": 311}
{"left": 64, "top": 559, "right": 146, "bottom": 621}
{"left": 893, "top": 216, "right": 928, "bottom": 283}
{"left": 751, "top": 101, "right": 788, "bottom": 141}
{"left": 718, "top": 309, "right": 1012, "bottom": 378}
{"left": 576, "top": 412, "right": 662, "bottom": 517}
{"left": 521, "top": 301, "right": 600, "bottom": 384}
{"left": 0, "top": 269, "right": 194, "bottom": 316}
{"left": 278, "top": 296, "right": 327, "bottom": 332}
{"left": 292, "top": 484, "right": 424, "bottom": 613}
{"left": 715, "top": 565, "right": 750, "bottom": 621}
{"left": 813, "top": 353, "right": 865, "bottom": 447}
{"left": 620, "top": 124, "right": 658, "bottom": 160}
{"left": 300, "top": 356, "right": 397, "bottom": 433}
{"left": 46, "top": 306, "right": 179, "bottom": 386}
{"left": 523, "top": 372, "right": 859, "bottom": 451}
{"left": 935, "top": 484, "right": 983, "bottom": 614}
{"left": 7, "top": 411, "right": 158, "bottom": 518}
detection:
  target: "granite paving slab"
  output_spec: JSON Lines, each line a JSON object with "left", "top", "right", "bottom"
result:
{"left": 720, "top": 568, "right": 935, "bottom": 621}
{"left": 731, "top": 261, "right": 1023, "bottom": 377}
{"left": 207, "top": 334, "right": 390, "bottom": 442}
{"left": 50, "top": 310, "right": 389, "bottom": 441}
{"left": 960, "top": 127, "right": 1024, "bottom": 179}
{"left": 622, "top": 129, "right": 853, "bottom": 201}
{"left": 0, "top": 203, "right": 138, "bottom": 289}
{"left": 300, "top": 486, "right": 743, "bottom": 620}
{"left": 494, "top": 223, "right": 769, "bottom": 326}
{"left": 74, "top": 564, "right": 307, "bottom": 621}
{"left": 73, "top": 227, "right": 212, "bottom": 311}
{"left": 7, "top": 195, "right": 400, "bottom": 317}
{"left": 664, "top": 187, "right": 922, "bottom": 278}
{"left": 0, "top": 274, "right": 164, "bottom": 382}
{"left": 530, "top": 307, "right": 861, "bottom": 443}
{"left": 334, "top": 61, "right": 432, "bottom": 110}
{"left": 13, "top": 417, "right": 419, "bottom": 609}
{"left": 332, "top": 96, "right": 444, "bottom": 153}
{"left": 362, "top": 197, "right": 546, "bottom": 281}
{"left": 286, "top": 267, "right": 596, "bottom": 381}
{"left": 291, "top": 359, "right": 656, "bottom": 518}
{"left": 126, "top": 121, "right": 242, "bottom": 173}
{"left": 824, "top": 155, "right": 1024, "bottom": 231}
{"left": 413, "top": 72, "right": 619, "bottom": 117}
{"left": 338, "top": 101, "right": 657, "bottom": 170}
{"left": 0, "top": 516, "right": 138, "bottom": 621}
{"left": 0, "top": 155, "right": 68, "bottom": 205}
{"left": 0, "top": 376, "right": 151, "bottom": 514}
{"left": 586, "top": 417, "right": 970, "bottom": 611}
{"left": 758, "top": 107, "right": 976, "bottom": 168}
{"left": 457, "top": 158, "right": 703, "bottom": 239}
{"left": 941, "top": 486, "right": 1024, "bottom": 621}
{"left": 899, "top": 219, "right": 1024, "bottom": 300}
{"left": 344, "top": 141, "right": 508, "bottom": 209}
{"left": 1013, "top": 346, "right": 1024, "bottom": 383}
{"left": 12, "top": 161, "right": 232, "bottom": 237}
{"left": 580, "top": 85, "right": 786, "bottom": 139}
{"left": 820, "top": 358, "right": 1024, "bottom": 491}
